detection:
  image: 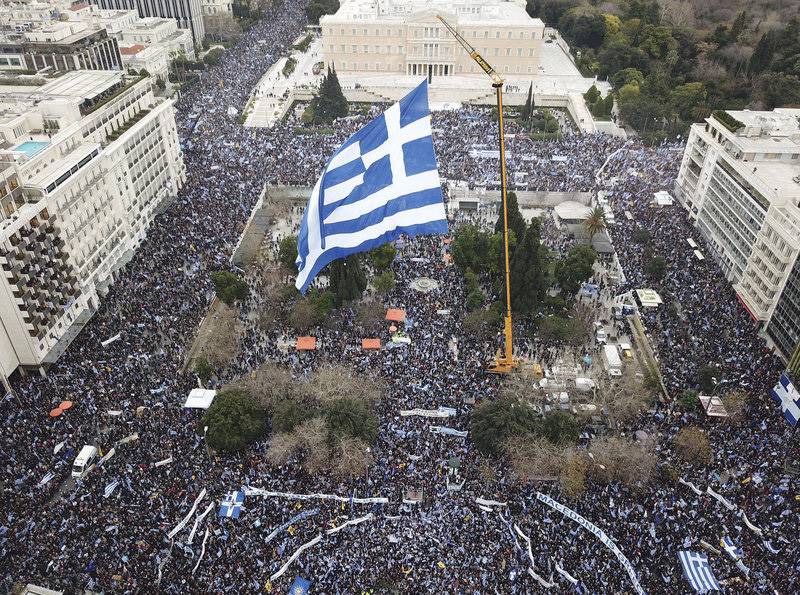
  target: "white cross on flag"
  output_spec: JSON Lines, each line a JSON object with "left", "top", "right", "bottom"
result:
{"left": 770, "top": 372, "right": 800, "bottom": 426}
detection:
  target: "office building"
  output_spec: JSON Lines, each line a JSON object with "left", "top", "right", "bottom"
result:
{"left": 0, "top": 70, "right": 185, "bottom": 376}
{"left": 93, "top": 0, "right": 205, "bottom": 46}
{"left": 675, "top": 108, "right": 800, "bottom": 361}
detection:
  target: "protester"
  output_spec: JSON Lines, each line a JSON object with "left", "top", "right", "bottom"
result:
{"left": 1, "top": 4, "right": 797, "bottom": 593}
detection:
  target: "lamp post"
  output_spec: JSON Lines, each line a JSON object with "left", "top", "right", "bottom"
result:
{"left": 203, "top": 425, "right": 211, "bottom": 461}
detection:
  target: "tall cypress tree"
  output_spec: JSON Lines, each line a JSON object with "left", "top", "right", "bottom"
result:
{"left": 521, "top": 83, "right": 533, "bottom": 122}
{"left": 509, "top": 219, "right": 548, "bottom": 315}
{"left": 495, "top": 191, "right": 527, "bottom": 248}
{"left": 313, "top": 67, "right": 349, "bottom": 123}
{"left": 748, "top": 32, "right": 775, "bottom": 77}
{"left": 329, "top": 254, "right": 366, "bottom": 305}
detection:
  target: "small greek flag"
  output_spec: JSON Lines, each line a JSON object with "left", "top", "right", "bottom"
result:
{"left": 769, "top": 372, "right": 800, "bottom": 426}
{"left": 218, "top": 490, "right": 245, "bottom": 519}
{"left": 678, "top": 551, "right": 719, "bottom": 593}
{"left": 289, "top": 576, "right": 311, "bottom": 595}
{"left": 720, "top": 536, "right": 742, "bottom": 560}
{"left": 36, "top": 470, "right": 56, "bottom": 488}
{"left": 295, "top": 79, "right": 447, "bottom": 293}
{"left": 103, "top": 479, "right": 120, "bottom": 498}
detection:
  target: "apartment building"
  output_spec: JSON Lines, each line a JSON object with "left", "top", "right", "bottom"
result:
{"left": 0, "top": 21, "right": 123, "bottom": 72}
{"left": 675, "top": 108, "right": 800, "bottom": 361}
{"left": 320, "top": 0, "right": 545, "bottom": 79}
{"left": 0, "top": 70, "right": 185, "bottom": 376}
{"left": 93, "top": 0, "right": 205, "bottom": 46}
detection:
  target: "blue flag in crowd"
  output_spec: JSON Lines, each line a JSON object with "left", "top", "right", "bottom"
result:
{"left": 295, "top": 79, "right": 447, "bottom": 293}
{"left": 769, "top": 372, "right": 800, "bottom": 426}
{"left": 288, "top": 576, "right": 311, "bottom": 595}
{"left": 218, "top": 490, "right": 245, "bottom": 519}
{"left": 678, "top": 551, "right": 720, "bottom": 593}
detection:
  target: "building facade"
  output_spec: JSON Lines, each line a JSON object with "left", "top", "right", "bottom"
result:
{"left": 320, "top": 0, "right": 544, "bottom": 80}
{"left": 675, "top": 108, "right": 800, "bottom": 360}
{"left": 94, "top": 0, "right": 205, "bottom": 46}
{"left": 0, "top": 22, "right": 123, "bottom": 72}
{"left": 0, "top": 70, "right": 185, "bottom": 375}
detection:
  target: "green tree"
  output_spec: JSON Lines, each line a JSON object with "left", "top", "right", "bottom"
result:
{"left": 758, "top": 73, "right": 800, "bottom": 109}
{"left": 670, "top": 82, "right": 707, "bottom": 121}
{"left": 273, "top": 399, "right": 316, "bottom": 433}
{"left": 521, "top": 83, "right": 534, "bottom": 121}
{"left": 312, "top": 67, "right": 348, "bottom": 123}
{"left": 583, "top": 205, "right": 607, "bottom": 243}
{"left": 306, "top": 0, "right": 339, "bottom": 24}
{"left": 597, "top": 43, "right": 648, "bottom": 78}
{"left": 462, "top": 308, "right": 501, "bottom": 340}
{"left": 210, "top": 271, "right": 249, "bottom": 305}
{"left": 202, "top": 389, "right": 265, "bottom": 452}
{"left": 464, "top": 268, "right": 479, "bottom": 294}
{"left": 696, "top": 364, "right": 717, "bottom": 393}
{"left": 470, "top": 397, "right": 540, "bottom": 455}
{"left": 495, "top": 191, "right": 527, "bottom": 249}
{"left": 278, "top": 235, "right": 298, "bottom": 269}
{"left": 373, "top": 270, "right": 396, "bottom": 294}
{"left": 559, "top": 6, "right": 607, "bottom": 49}
{"left": 644, "top": 251, "right": 667, "bottom": 280}
{"left": 536, "top": 411, "right": 580, "bottom": 446}
{"left": 556, "top": 244, "right": 596, "bottom": 296}
{"left": 584, "top": 84, "right": 601, "bottom": 105}
{"left": 452, "top": 225, "right": 492, "bottom": 274}
{"left": 509, "top": 219, "right": 549, "bottom": 315}
{"left": 328, "top": 254, "right": 366, "bottom": 305}
{"left": 324, "top": 398, "right": 378, "bottom": 444}
{"left": 610, "top": 67, "right": 644, "bottom": 89}
{"left": 369, "top": 244, "right": 396, "bottom": 271}
{"left": 679, "top": 389, "right": 699, "bottom": 411}
{"left": 748, "top": 32, "right": 776, "bottom": 77}
{"left": 638, "top": 25, "right": 678, "bottom": 60}
{"left": 194, "top": 357, "right": 214, "bottom": 384}
{"left": 526, "top": 0, "right": 580, "bottom": 25}
{"left": 466, "top": 289, "right": 485, "bottom": 311}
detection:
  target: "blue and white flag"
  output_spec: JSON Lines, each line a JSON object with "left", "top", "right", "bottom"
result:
{"left": 769, "top": 372, "right": 800, "bottom": 426}
{"left": 218, "top": 490, "right": 245, "bottom": 519}
{"left": 721, "top": 536, "right": 750, "bottom": 576}
{"left": 678, "top": 551, "right": 720, "bottom": 593}
{"left": 103, "top": 479, "right": 120, "bottom": 498}
{"left": 295, "top": 80, "right": 447, "bottom": 292}
{"left": 288, "top": 576, "right": 311, "bottom": 595}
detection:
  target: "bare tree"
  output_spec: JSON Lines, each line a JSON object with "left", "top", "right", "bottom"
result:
{"left": 721, "top": 390, "right": 748, "bottom": 423}
{"left": 658, "top": 0, "right": 696, "bottom": 29}
{"left": 506, "top": 437, "right": 568, "bottom": 483}
{"left": 355, "top": 300, "right": 384, "bottom": 329}
{"left": 301, "top": 365, "right": 385, "bottom": 405}
{"left": 196, "top": 302, "right": 241, "bottom": 368}
{"left": 266, "top": 432, "right": 301, "bottom": 466}
{"left": 228, "top": 362, "right": 296, "bottom": 410}
{"left": 295, "top": 417, "right": 331, "bottom": 473}
{"left": 498, "top": 367, "right": 546, "bottom": 410}
{"left": 599, "top": 368, "right": 654, "bottom": 423}
{"left": 332, "top": 437, "right": 374, "bottom": 478}
{"left": 674, "top": 426, "right": 712, "bottom": 465}
{"left": 289, "top": 298, "right": 319, "bottom": 332}
{"left": 691, "top": 56, "right": 727, "bottom": 83}
{"left": 587, "top": 436, "right": 657, "bottom": 488}
{"left": 560, "top": 451, "right": 589, "bottom": 499}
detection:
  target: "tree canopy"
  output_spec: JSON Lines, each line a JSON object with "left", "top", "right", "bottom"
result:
{"left": 210, "top": 271, "right": 248, "bottom": 305}
{"left": 311, "top": 67, "right": 348, "bottom": 123}
{"left": 328, "top": 254, "right": 367, "bottom": 305}
{"left": 203, "top": 389, "right": 265, "bottom": 452}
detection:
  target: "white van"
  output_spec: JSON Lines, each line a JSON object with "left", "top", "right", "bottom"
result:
{"left": 72, "top": 445, "right": 98, "bottom": 479}
{"left": 603, "top": 344, "right": 623, "bottom": 377}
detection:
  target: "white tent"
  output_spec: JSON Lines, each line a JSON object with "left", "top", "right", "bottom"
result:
{"left": 184, "top": 388, "right": 217, "bottom": 409}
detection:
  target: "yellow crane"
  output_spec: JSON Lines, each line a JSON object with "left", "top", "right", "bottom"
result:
{"left": 437, "top": 14, "right": 517, "bottom": 374}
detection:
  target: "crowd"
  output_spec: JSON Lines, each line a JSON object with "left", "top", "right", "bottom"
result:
{"left": 1, "top": 2, "right": 798, "bottom": 593}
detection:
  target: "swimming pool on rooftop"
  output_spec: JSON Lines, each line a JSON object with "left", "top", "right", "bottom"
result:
{"left": 13, "top": 140, "right": 50, "bottom": 158}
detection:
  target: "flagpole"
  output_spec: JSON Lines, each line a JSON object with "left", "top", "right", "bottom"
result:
{"left": 437, "top": 15, "right": 517, "bottom": 373}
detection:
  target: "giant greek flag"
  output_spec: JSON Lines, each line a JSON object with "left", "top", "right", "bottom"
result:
{"left": 295, "top": 80, "right": 448, "bottom": 292}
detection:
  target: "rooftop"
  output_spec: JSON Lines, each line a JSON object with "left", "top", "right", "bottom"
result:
{"left": 711, "top": 108, "right": 800, "bottom": 154}
{"left": 120, "top": 43, "right": 146, "bottom": 55}
{"left": 324, "top": 0, "right": 543, "bottom": 26}
{"left": 35, "top": 70, "right": 122, "bottom": 100}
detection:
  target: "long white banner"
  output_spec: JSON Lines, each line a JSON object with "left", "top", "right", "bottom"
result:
{"left": 269, "top": 533, "right": 323, "bottom": 582}
{"left": 326, "top": 513, "right": 374, "bottom": 535}
{"left": 167, "top": 489, "right": 207, "bottom": 540}
{"left": 244, "top": 487, "right": 388, "bottom": 505}
{"left": 536, "top": 492, "right": 645, "bottom": 595}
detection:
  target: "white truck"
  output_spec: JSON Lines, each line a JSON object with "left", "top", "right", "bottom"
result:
{"left": 603, "top": 344, "right": 623, "bottom": 377}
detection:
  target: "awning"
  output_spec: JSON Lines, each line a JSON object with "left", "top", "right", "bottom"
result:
{"left": 296, "top": 336, "right": 317, "bottom": 351}
{"left": 361, "top": 338, "right": 381, "bottom": 350}
{"left": 385, "top": 308, "right": 406, "bottom": 322}
{"left": 184, "top": 388, "right": 217, "bottom": 409}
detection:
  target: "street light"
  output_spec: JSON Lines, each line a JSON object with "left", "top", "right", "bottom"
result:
{"left": 203, "top": 425, "right": 211, "bottom": 461}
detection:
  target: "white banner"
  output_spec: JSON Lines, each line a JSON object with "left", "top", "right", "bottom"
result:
{"left": 101, "top": 333, "right": 121, "bottom": 347}
{"left": 400, "top": 407, "right": 456, "bottom": 418}
{"left": 188, "top": 502, "right": 215, "bottom": 545}
{"left": 117, "top": 433, "right": 139, "bottom": 445}
{"left": 706, "top": 486, "right": 737, "bottom": 511}
{"left": 244, "top": 487, "right": 388, "bottom": 505}
{"left": 154, "top": 456, "right": 174, "bottom": 468}
{"left": 475, "top": 497, "right": 507, "bottom": 508}
{"left": 192, "top": 527, "right": 210, "bottom": 576}
{"left": 269, "top": 533, "right": 323, "bottom": 582}
{"left": 528, "top": 568, "right": 556, "bottom": 588}
{"left": 326, "top": 513, "right": 374, "bottom": 535}
{"left": 740, "top": 511, "right": 763, "bottom": 536}
{"left": 168, "top": 488, "right": 207, "bottom": 539}
{"left": 555, "top": 559, "right": 578, "bottom": 586}
{"left": 430, "top": 426, "right": 468, "bottom": 437}
{"left": 678, "top": 477, "right": 703, "bottom": 496}
{"left": 536, "top": 492, "right": 645, "bottom": 595}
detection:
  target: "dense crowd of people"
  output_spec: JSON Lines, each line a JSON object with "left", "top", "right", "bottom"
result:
{"left": 1, "top": 2, "right": 798, "bottom": 593}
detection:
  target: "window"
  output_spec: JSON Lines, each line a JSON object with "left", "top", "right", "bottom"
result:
{"left": 529, "top": 48, "right": 534, "bottom": 57}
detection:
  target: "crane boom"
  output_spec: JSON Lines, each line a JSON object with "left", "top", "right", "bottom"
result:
{"left": 435, "top": 15, "right": 503, "bottom": 86}
{"left": 437, "top": 14, "right": 517, "bottom": 374}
